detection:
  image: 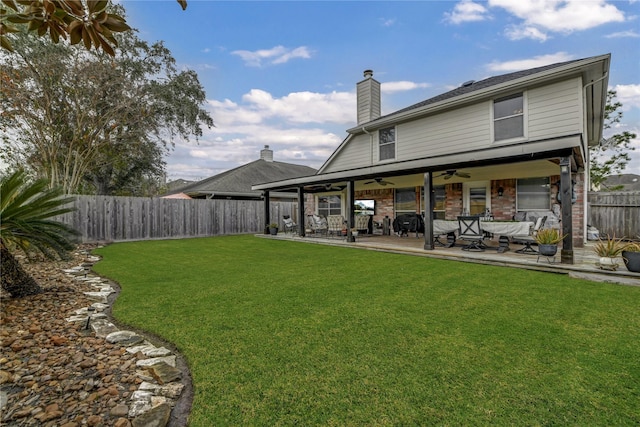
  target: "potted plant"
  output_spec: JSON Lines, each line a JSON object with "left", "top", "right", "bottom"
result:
{"left": 593, "top": 235, "right": 625, "bottom": 271}
{"left": 621, "top": 242, "right": 640, "bottom": 273}
{"left": 534, "top": 228, "right": 564, "bottom": 257}
{"left": 268, "top": 223, "right": 279, "bottom": 235}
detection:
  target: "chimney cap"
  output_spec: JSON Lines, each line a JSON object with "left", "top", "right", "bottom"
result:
{"left": 363, "top": 69, "right": 373, "bottom": 78}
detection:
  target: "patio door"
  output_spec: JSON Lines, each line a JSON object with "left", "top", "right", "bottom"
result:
{"left": 463, "top": 181, "right": 490, "bottom": 216}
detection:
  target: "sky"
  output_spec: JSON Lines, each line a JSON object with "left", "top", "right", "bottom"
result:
{"left": 121, "top": 0, "right": 640, "bottom": 182}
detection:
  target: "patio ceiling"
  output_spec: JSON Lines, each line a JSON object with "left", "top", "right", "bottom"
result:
{"left": 304, "top": 158, "right": 564, "bottom": 193}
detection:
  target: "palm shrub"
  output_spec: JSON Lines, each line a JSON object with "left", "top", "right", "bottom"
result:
{"left": 593, "top": 235, "right": 626, "bottom": 257}
{"left": 1, "top": 170, "right": 78, "bottom": 298}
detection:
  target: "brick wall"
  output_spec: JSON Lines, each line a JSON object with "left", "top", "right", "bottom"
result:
{"left": 445, "top": 183, "right": 463, "bottom": 219}
{"left": 355, "top": 188, "right": 394, "bottom": 224}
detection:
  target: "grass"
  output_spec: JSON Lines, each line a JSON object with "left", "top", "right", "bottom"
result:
{"left": 92, "top": 235, "right": 640, "bottom": 426}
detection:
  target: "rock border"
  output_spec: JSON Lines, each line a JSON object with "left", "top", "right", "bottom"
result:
{"left": 64, "top": 251, "right": 193, "bottom": 427}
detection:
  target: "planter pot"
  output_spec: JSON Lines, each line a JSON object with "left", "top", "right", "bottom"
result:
{"left": 352, "top": 231, "right": 359, "bottom": 237}
{"left": 538, "top": 244, "right": 558, "bottom": 257}
{"left": 269, "top": 227, "right": 278, "bottom": 235}
{"left": 597, "top": 256, "right": 619, "bottom": 271}
{"left": 622, "top": 251, "right": 640, "bottom": 273}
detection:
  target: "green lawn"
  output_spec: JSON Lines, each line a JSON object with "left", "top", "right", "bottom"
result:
{"left": 92, "top": 235, "right": 640, "bottom": 426}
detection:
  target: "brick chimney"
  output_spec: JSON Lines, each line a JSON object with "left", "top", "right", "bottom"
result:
{"left": 260, "top": 145, "right": 273, "bottom": 162}
{"left": 356, "top": 69, "right": 381, "bottom": 125}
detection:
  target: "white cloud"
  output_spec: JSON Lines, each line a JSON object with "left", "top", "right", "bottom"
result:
{"left": 380, "top": 17, "right": 396, "bottom": 27}
{"left": 613, "top": 84, "right": 640, "bottom": 110}
{"left": 231, "top": 45, "right": 312, "bottom": 67}
{"left": 489, "top": 0, "right": 626, "bottom": 41}
{"left": 241, "top": 89, "right": 355, "bottom": 124}
{"left": 504, "top": 25, "right": 548, "bottom": 42}
{"left": 486, "top": 52, "right": 575, "bottom": 72}
{"left": 381, "top": 81, "right": 431, "bottom": 94}
{"left": 444, "top": 0, "right": 491, "bottom": 24}
{"left": 165, "top": 87, "right": 357, "bottom": 180}
{"left": 605, "top": 30, "right": 640, "bottom": 38}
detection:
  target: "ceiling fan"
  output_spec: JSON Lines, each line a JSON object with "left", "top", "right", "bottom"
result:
{"left": 309, "top": 183, "right": 346, "bottom": 192}
{"left": 435, "top": 170, "right": 471, "bottom": 180}
{"left": 364, "top": 177, "right": 395, "bottom": 186}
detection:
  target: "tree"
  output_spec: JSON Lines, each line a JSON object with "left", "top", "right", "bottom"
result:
{"left": 590, "top": 90, "right": 637, "bottom": 190}
{"left": 1, "top": 21, "right": 213, "bottom": 195}
{"left": 1, "top": 169, "right": 78, "bottom": 298}
{"left": 1, "top": 0, "right": 187, "bottom": 55}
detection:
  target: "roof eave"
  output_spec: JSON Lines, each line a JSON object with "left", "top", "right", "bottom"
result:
{"left": 347, "top": 54, "right": 611, "bottom": 134}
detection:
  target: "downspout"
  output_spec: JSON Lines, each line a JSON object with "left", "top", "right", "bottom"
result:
{"left": 581, "top": 71, "right": 608, "bottom": 245}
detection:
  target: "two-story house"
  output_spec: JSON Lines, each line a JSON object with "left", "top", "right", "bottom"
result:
{"left": 253, "top": 54, "right": 610, "bottom": 264}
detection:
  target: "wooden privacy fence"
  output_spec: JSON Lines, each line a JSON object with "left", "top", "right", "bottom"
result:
{"left": 588, "top": 192, "right": 640, "bottom": 240}
{"left": 57, "top": 195, "right": 298, "bottom": 243}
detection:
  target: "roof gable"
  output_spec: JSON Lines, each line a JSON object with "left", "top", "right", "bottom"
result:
{"left": 175, "top": 159, "right": 316, "bottom": 197}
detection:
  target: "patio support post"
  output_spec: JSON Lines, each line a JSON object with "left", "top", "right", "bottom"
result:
{"left": 297, "top": 187, "right": 306, "bottom": 237}
{"left": 346, "top": 180, "right": 356, "bottom": 242}
{"left": 559, "top": 157, "right": 574, "bottom": 264}
{"left": 263, "top": 191, "right": 270, "bottom": 234}
{"left": 423, "top": 172, "right": 434, "bottom": 250}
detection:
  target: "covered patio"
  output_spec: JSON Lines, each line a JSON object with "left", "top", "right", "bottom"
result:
{"left": 253, "top": 55, "right": 611, "bottom": 267}
{"left": 258, "top": 231, "right": 640, "bottom": 286}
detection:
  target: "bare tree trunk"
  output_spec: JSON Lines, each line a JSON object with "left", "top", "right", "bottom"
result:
{"left": 1, "top": 245, "right": 43, "bottom": 298}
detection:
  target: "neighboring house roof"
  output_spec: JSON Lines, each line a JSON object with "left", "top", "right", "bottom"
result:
{"left": 600, "top": 174, "right": 640, "bottom": 191}
{"left": 161, "top": 192, "right": 192, "bottom": 199}
{"left": 165, "top": 178, "right": 194, "bottom": 193}
{"left": 173, "top": 158, "right": 317, "bottom": 199}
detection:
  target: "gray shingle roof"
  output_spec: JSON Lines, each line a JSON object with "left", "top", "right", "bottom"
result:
{"left": 175, "top": 159, "right": 316, "bottom": 196}
{"left": 374, "top": 57, "right": 587, "bottom": 123}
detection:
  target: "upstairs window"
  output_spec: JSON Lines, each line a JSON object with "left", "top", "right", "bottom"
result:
{"left": 379, "top": 126, "right": 396, "bottom": 161}
{"left": 494, "top": 93, "right": 524, "bottom": 141}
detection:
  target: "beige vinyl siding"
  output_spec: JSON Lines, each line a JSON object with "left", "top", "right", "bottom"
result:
{"left": 397, "top": 102, "right": 491, "bottom": 159}
{"left": 322, "top": 134, "right": 372, "bottom": 173}
{"left": 528, "top": 78, "right": 582, "bottom": 139}
{"left": 322, "top": 77, "right": 583, "bottom": 174}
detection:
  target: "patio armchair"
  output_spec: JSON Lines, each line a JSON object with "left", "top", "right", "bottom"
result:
{"left": 282, "top": 216, "right": 298, "bottom": 235}
{"left": 514, "top": 216, "right": 547, "bottom": 254}
{"left": 326, "top": 215, "right": 345, "bottom": 238}
{"left": 307, "top": 215, "right": 328, "bottom": 237}
{"left": 354, "top": 215, "right": 370, "bottom": 235}
{"left": 457, "top": 216, "right": 485, "bottom": 251}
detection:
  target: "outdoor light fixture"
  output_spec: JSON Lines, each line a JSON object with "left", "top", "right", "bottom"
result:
{"left": 560, "top": 164, "right": 569, "bottom": 174}
{"left": 497, "top": 186, "right": 504, "bottom": 197}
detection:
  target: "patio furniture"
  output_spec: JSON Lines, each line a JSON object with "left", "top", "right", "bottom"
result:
{"left": 354, "top": 215, "right": 370, "bottom": 235}
{"left": 283, "top": 216, "right": 298, "bottom": 235}
{"left": 458, "top": 216, "right": 485, "bottom": 251}
{"left": 327, "top": 215, "right": 345, "bottom": 238}
{"left": 307, "top": 215, "right": 328, "bottom": 237}
{"left": 514, "top": 216, "right": 547, "bottom": 254}
{"left": 478, "top": 219, "right": 535, "bottom": 253}
{"left": 433, "top": 219, "right": 459, "bottom": 247}
{"left": 393, "top": 213, "right": 424, "bottom": 237}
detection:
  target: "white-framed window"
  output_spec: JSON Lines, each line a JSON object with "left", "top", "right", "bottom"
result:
{"left": 517, "top": 177, "right": 550, "bottom": 211}
{"left": 493, "top": 93, "right": 524, "bottom": 141}
{"left": 317, "top": 195, "right": 341, "bottom": 217}
{"left": 463, "top": 181, "right": 491, "bottom": 216}
{"left": 379, "top": 126, "right": 396, "bottom": 161}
